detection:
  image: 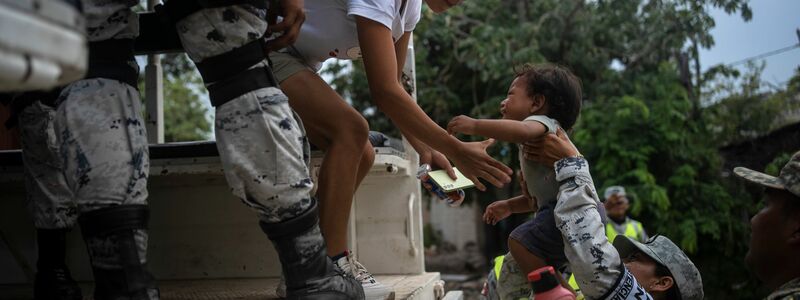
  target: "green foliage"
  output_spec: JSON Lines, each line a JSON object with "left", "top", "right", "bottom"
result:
{"left": 139, "top": 54, "right": 211, "bottom": 142}
{"left": 706, "top": 66, "right": 800, "bottom": 145}
{"left": 322, "top": 0, "right": 776, "bottom": 298}
{"left": 765, "top": 152, "right": 794, "bottom": 176}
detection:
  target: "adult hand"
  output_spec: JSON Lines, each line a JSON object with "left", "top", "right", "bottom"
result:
{"left": 446, "top": 115, "right": 477, "bottom": 136}
{"left": 522, "top": 129, "right": 580, "bottom": 166}
{"left": 265, "top": 0, "right": 305, "bottom": 51}
{"left": 483, "top": 201, "right": 511, "bottom": 225}
{"left": 448, "top": 139, "right": 512, "bottom": 191}
{"left": 518, "top": 171, "right": 538, "bottom": 212}
{"left": 419, "top": 148, "right": 456, "bottom": 179}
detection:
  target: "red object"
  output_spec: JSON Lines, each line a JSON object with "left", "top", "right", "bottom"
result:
{"left": 528, "top": 266, "right": 575, "bottom": 300}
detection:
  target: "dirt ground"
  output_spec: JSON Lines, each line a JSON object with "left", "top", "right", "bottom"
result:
{"left": 425, "top": 241, "right": 489, "bottom": 299}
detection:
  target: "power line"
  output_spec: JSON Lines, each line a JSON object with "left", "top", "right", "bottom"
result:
{"left": 725, "top": 28, "right": 800, "bottom": 66}
{"left": 728, "top": 43, "right": 800, "bottom": 66}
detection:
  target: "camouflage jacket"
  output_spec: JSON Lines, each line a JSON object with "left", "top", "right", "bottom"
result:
{"left": 766, "top": 278, "right": 800, "bottom": 300}
{"left": 554, "top": 157, "right": 654, "bottom": 300}
{"left": 83, "top": 0, "right": 139, "bottom": 42}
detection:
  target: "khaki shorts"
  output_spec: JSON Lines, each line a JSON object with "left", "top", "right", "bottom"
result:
{"left": 269, "top": 50, "right": 317, "bottom": 83}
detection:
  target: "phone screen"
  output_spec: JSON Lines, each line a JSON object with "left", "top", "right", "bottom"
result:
{"left": 427, "top": 168, "right": 475, "bottom": 192}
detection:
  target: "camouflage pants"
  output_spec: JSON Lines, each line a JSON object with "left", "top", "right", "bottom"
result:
{"left": 214, "top": 87, "right": 315, "bottom": 223}
{"left": 53, "top": 78, "right": 151, "bottom": 265}
{"left": 19, "top": 102, "right": 76, "bottom": 229}
{"left": 493, "top": 253, "right": 531, "bottom": 300}
{"left": 176, "top": 6, "right": 315, "bottom": 224}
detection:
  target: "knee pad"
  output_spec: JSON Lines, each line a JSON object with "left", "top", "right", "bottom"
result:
{"left": 259, "top": 198, "right": 319, "bottom": 241}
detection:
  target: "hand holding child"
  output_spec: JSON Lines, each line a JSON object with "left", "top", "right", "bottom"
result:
{"left": 447, "top": 115, "right": 477, "bottom": 135}
{"left": 522, "top": 129, "right": 580, "bottom": 166}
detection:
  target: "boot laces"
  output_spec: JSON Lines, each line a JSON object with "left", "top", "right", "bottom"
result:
{"left": 344, "top": 253, "right": 375, "bottom": 283}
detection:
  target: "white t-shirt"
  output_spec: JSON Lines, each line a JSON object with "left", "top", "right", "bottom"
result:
{"left": 290, "top": 0, "right": 422, "bottom": 70}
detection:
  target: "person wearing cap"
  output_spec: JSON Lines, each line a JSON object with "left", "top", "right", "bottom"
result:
{"left": 567, "top": 184, "right": 649, "bottom": 297}
{"left": 734, "top": 151, "right": 800, "bottom": 300}
{"left": 523, "top": 130, "right": 704, "bottom": 300}
{"left": 604, "top": 186, "right": 649, "bottom": 243}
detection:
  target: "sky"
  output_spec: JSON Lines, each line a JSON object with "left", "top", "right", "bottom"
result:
{"left": 698, "top": 0, "right": 800, "bottom": 87}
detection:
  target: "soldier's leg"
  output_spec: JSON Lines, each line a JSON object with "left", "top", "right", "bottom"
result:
{"left": 215, "top": 85, "right": 363, "bottom": 300}
{"left": 172, "top": 6, "right": 362, "bottom": 298}
{"left": 18, "top": 101, "right": 81, "bottom": 300}
{"left": 55, "top": 79, "right": 157, "bottom": 299}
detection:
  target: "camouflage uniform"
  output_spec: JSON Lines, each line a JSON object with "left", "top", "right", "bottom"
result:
{"left": 765, "top": 278, "right": 800, "bottom": 300}
{"left": 17, "top": 99, "right": 84, "bottom": 300}
{"left": 485, "top": 253, "right": 530, "bottom": 300}
{"left": 553, "top": 157, "right": 704, "bottom": 300}
{"left": 37, "top": 0, "right": 157, "bottom": 298}
{"left": 173, "top": 7, "right": 313, "bottom": 223}
{"left": 18, "top": 0, "right": 145, "bottom": 229}
{"left": 168, "top": 4, "right": 362, "bottom": 298}
{"left": 18, "top": 101, "right": 76, "bottom": 229}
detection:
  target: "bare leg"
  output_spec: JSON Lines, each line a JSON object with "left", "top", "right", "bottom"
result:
{"left": 509, "top": 238, "right": 547, "bottom": 275}
{"left": 355, "top": 142, "right": 375, "bottom": 190}
{"left": 281, "top": 70, "right": 369, "bottom": 256}
{"left": 509, "top": 238, "right": 575, "bottom": 293}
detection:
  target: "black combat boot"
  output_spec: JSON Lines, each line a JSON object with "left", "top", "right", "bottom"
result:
{"left": 79, "top": 205, "right": 159, "bottom": 300}
{"left": 33, "top": 228, "right": 82, "bottom": 300}
{"left": 259, "top": 198, "right": 365, "bottom": 300}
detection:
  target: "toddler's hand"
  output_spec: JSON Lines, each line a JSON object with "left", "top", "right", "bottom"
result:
{"left": 483, "top": 201, "right": 511, "bottom": 225}
{"left": 447, "top": 115, "right": 477, "bottom": 135}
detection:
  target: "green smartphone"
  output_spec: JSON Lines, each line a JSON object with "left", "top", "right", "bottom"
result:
{"left": 427, "top": 168, "right": 475, "bottom": 192}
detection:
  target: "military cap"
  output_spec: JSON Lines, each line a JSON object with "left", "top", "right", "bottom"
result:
{"left": 734, "top": 151, "right": 800, "bottom": 198}
{"left": 614, "top": 235, "right": 704, "bottom": 300}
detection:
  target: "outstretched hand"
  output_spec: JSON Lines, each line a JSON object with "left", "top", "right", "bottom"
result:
{"left": 265, "top": 0, "right": 305, "bottom": 51}
{"left": 448, "top": 139, "right": 512, "bottom": 191}
{"left": 483, "top": 201, "right": 511, "bottom": 225}
{"left": 447, "top": 115, "right": 477, "bottom": 136}
{"left": 522, "top": 129, "right": 580, "bottom": 166}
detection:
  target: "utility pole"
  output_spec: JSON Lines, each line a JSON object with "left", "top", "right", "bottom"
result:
{"left": 145, "top": 0, "right": 164, "bottom": 144}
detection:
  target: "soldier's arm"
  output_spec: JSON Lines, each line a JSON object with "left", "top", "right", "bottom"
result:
{"left": 554, "top": 157, "right": 657, "bottom": 300}
{"left": 526, "top": 131, "right": 653, "bottom": 299}
{"left": 553, "top": 157, "right": 622, "bottom": 298}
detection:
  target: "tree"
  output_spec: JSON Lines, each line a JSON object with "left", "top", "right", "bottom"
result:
{"left": 706, "top": 66, "right": 800, "bottom": 146}
{"left": 323, "top": 0, "right": 765, "bottom": 298}
{"left": 139, "top": 54, "right": 212, "bottom": 142}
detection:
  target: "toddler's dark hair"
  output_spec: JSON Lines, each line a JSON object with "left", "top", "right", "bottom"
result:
{"left": 514, "top": 64, "right": 582, "bottom": 130}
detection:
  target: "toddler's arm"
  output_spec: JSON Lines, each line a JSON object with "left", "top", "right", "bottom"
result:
{"left": 483, "top": 195, "right": 536, "bottom": 225}
{"left": 447, "top": 115, "right": 547, "bottom": 144}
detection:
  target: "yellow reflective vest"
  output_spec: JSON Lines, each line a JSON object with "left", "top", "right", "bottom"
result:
{"left": 605, "top": 219, "right": 645, "bottom": 243}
